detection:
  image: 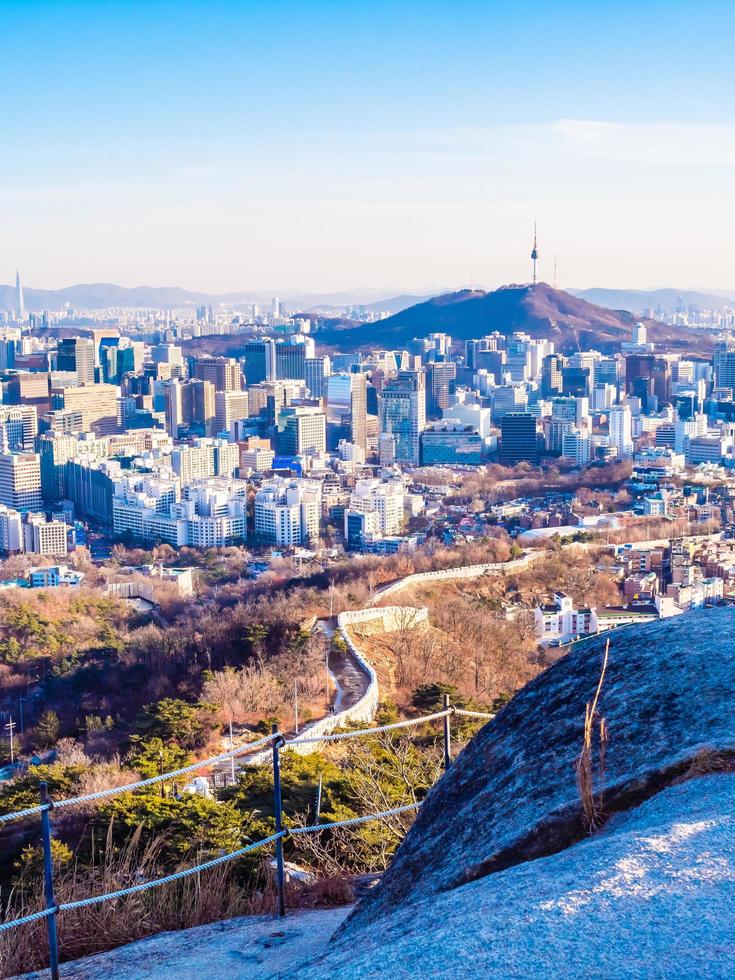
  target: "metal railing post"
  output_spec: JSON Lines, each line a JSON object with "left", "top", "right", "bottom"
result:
{"left": 443, "top": 695, "right": 452, "bottom": 770}
{"left": 39, "top": 782, "right": 60, "bottom": 980}
{"left": 271, "top": 725, "right": 286, "bottom": 917}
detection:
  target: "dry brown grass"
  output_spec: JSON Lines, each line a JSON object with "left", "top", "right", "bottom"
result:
{"left": 575, "top": 640, "right": 609, "bottom": 833}
{"left": 0, "top": 831, "right": 359, "bottom": 978}
{"left": 0, "top": 829, "right": 272, "bottom": 978}
{"left": 675, "top": 747, "right": 735, "bottom": 784}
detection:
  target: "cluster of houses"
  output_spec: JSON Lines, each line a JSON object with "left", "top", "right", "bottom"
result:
{"left": 535, "top": 535, "right": 735, "bottom": 644}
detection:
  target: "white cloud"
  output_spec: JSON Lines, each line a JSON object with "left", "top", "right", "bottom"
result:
{"left": 550, "top": 119, "right": 735, "bottom": 164}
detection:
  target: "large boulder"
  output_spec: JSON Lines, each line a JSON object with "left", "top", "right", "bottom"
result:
{"left": 301, "top": 607, "right": 735, "bottom": 975}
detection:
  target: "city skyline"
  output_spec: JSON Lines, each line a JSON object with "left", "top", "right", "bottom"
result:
{"left": 3, "top": 0, "right": 735, "bottom": 292}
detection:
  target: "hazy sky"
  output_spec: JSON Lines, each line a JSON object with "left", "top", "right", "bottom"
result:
{"left": 2, "top": 0, "right": 735, "bottom": 294}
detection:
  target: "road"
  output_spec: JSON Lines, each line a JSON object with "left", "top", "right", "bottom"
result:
{"left": 212, "top": 618, "right": 369, "bottom": 782}
{"left": 315, "top": 618, "right": 369, "bottom": 715}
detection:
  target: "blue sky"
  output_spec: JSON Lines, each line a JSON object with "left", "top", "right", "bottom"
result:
{"left": 2, "top": 0, "right": 735, "bottom": 293}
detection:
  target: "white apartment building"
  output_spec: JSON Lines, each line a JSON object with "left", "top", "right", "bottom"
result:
{"left": 213, "top": 440, "right": 240, "bottom": 478}
{"left": 0, "top": 452, "right": 42, "bottom": 512}
{"left": 112, "top": 476, "right": 247, "bottom": 547}
{"left": 254, "top": 478, "right": 322, "bottom": 546}
{"left": 674, "top": 413, "right": 708, "bottom": 454}
{"left": 240, "top": 446, "right": 275, "bottom": 474}
{"left": 608, "top": 404, "right": 634, "bottom": 459}
{"left": 171, "top": 442, "right": 215, "bottom": 484}
{"left": 0, "top": 505, "right": 23, "bottom": 553}
{"left": 346, "top": 479, "right": 405, "bottom": 536}
{"left": 561, "top": 423, "right": 592, "bottom": 466}
{"left": 23, "top": 514, "right": 68, "bottom": 557}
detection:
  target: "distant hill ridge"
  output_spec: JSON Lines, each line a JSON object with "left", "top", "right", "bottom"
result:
{"left": 0, "top": 282, "right": 426, "bottom": 314}
{"left": 571, "top": 286, "right": 735, "bottom": 313}
{"left": 320, "top": 282, "right": 713, "bottom": 354}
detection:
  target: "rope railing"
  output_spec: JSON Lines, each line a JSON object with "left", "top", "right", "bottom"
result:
{"left": 0, "top": 803, "right": 425, "bottom": 934}
{"left": 0, "top": 731, "right": 278, "bottom": 825}
{"left": 453, "top": 708, "right": 496, "bottom": 720}
{"left": 289, "top": 800, "right": 422, "bottom": 833}
{"left": 0, "top": 707, "right": 492, "bottom": 826}
{"left": 289, "top": 708, "right": 455, "bottom": 745}
{"left": 0, "top": 700, "right": 492, "bottom": 977}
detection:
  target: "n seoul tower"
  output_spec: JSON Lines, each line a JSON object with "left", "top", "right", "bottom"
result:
{"left": 530, "top": 224, "right": 539, "bottom": 285}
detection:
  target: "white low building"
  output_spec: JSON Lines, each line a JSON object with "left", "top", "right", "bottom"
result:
{"left": 535, "top": 593, "right": 595, "bottom": 642}
{"left": 535, "top": 590, "right": 684, "bottom": 643}
{"left": 254, "top": 477, "right": 322, "bottom": 546}
{"left": 112, "top": 475, "right": 247, "bottom": 547}
{"left": 28, "top": 565, "right": 85, "bottom": 588}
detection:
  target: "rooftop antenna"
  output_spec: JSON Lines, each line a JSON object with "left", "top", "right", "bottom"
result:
{"left": 530, "top": 223, "right": 539, "bottom": 285}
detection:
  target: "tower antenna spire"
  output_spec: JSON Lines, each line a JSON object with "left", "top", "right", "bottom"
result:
{"left": 530, "top": 223, "right": 539, "bottom": 285}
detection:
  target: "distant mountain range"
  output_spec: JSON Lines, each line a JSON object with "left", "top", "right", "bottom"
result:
{"left": 2, "top": 279, "right": 732, "bottom": 320}
{"left": 319, "top": 283, "right": 714, "bottom": 355}
{"left": 0, "top": 281, "right": 428, "bottom": 314}
{"left": 570, "top": 287, "right": 735, "bottom": 314}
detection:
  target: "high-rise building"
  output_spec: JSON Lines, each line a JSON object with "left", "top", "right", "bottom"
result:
{"left": 561, "top": 424, "right": 592, "bottom": 466}
{"left": 713, "top": 341, "right": 735, "bottom": 391}
{"left": 191, "top": 379, "right": 216, "bottom": 436}
{"left": 116, "top": 341, "right": 144, "bottom": 378}
{"left": 276, "top": 406, "right": 326, "bottom": 457}
{"left": 491, "top": 384, "right": 528, "bottom": 420}
{"left": 378, "top": 370, "right": 425, "bottom": 465}
{"left": 567, "top": 352, "right": 598, "bottom": 396}
{"left": 0, "top": 338, "right": 18, "bottom": 372}
{"left": 426, "top": 361, "right": 457, "bottom": 418}
{"left": 421, "top": 423, "right": 483, "bottom": 465}
{"left": 53, "top": 384, "right": 119, "bottom": 436}
{"left": 38, "top": 431, "right": 79, "bottom": 501}
{"left": 275, "top": 337, "right": 314, "bottom": 381}
{"left": 1, "top": 371, "right": 51, "bottom": 416}
{"left": 239, "top": 438, "right": 275, "bottom": 475}
{"left": 541, "top": 354, "right": 566, "bottom": 398}
{"left": 500, "top": 413, "right": 539, "bottom": 465}
{"left": 38, "top": 408, "right": 84, "bottom": 435}
{"left": 171, "top": 442, "right": 216, "bottom": 485}
{"left": 243, "top": 339, "right": 276, "bottom": 384}
{"left": 327, "top": 372, "right": 368, "bottom": 453}
{"left": 505, "top": 334, "right": 533, "bottom": 382}
{"left": 465, "top": 337, "right": 498, "bottom": 371}
{"left": 151, "top": 343, "right": 184, "bottom": 373}
{"left": 0, "top": 453, "right": 42, "bottom": 512}
{"left": 623, "top": 354, "right": 672, "bottom": 412}
{"left": 0, "top": 405, "right": 37, "bottom": 451}
{"left": 65, "top": 457, "right": 121, "bottom": 523}
{"left": 163, "top": 378, "right": 186, "bottom": 435}
{"left": 192, "top": 356, "right": 242, "bottom": 391}
{"left": 562, "top": 366, "right": 591, "bottom": 398}
{"left": 443, "top": 402, "right": 492, "bottom": 439}
{"left": 215, "top": 390, "right": 249, "bottom": 438}
{"left": 344, "top": 479, "right": 405, "bottom": 547}
{"left": 57, "top": 337, "right": 96, "bottom": 385}
{"left": 213, "top": 440, "right": 240, "bottom": 478}
{"left": 608, "top": 404, "right": 634, "bottom": 459}
{"left": 305, "top": 356, "right": 331, "bottom": 398}
{"left": 15, "top": 271, "right": 24, "bottom": 320}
